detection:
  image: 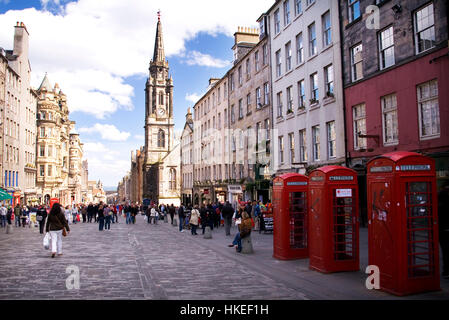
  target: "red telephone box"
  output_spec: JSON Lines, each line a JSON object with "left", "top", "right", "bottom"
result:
{"left": 367, "top": 151, "right": 440, "bottom": 296}
{"left": 308, "top": 166, "right": 359, "bottom": 273}
{"left": 50, "top": 198, "right": 59, "bottom": 208}
{"left": 272, "top": 173, "right": 309, "bottom": 260}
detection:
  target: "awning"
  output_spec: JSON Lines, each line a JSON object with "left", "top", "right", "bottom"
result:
{"left": 0, "top": 189, "right": 13, "bottom": 201}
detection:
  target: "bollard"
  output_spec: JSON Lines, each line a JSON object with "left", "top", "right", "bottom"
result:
{"left": 241, "top": 236, "right": 254, "bottom": 254}
{"left": 203, "top": 226, "right": 212, "bottom": 239}
{"left": 173, "top": 218, "right": 178, "bottom": 227}
{"left": 6, "top": 224, "right": 12, "bottom": 234}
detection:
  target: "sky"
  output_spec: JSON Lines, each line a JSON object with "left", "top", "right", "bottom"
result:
{"left": 0, "top": 0, "right": 273, "bottom": 188}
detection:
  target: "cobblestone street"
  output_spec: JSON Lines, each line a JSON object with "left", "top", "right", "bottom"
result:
{"left": 0, "top": 216, "right": 448, "bottom": 300}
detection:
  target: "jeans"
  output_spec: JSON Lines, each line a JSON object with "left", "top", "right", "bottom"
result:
{"left": 0, "top": 215, "right": 6, "bottom": 228}
{"left": 98, "top": 217, "right": 105, "bottom": 231}
{"left": 39, "top": 218, "right": 46, "bottom": 234}
{"left": 72, "top": 214, "right": 77, "bottom": 224}
{"left": 113, "top": 214, "right": 118, "bottom": 223}
{"left": 15, "top": 216, "right": 21, "bottom": 227}
{"left": 49, "top": 230, "right": 63, "bottom": 254}
{"left": 191, "top": 224, "right": 198, "bottom": 235}
{"left": 170, "top": 213, "right": 174, "bottom": 224}
{"left": 224, "top": 217, "right": 232, "bottom": 236}
{"left": 82, "top": 214, "right": 86, "bottom": 223}
{"left": 105, "top": 216, "right": 111, "bottom": 229}
{"left": 21, "top": 217, "right": 27, "bottom": 227}
{"left": 179, "top": 217, "right": 184, "bottom": 231}
{"left": 232, "top": 232, "right": 242, "bottom": 252}
{"left": 126, "top": 212, "right": 131, "bottom": 224}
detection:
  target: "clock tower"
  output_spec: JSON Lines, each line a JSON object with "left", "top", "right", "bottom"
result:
{"left": 143, "top": 12, "right": 175, "bottom": 200}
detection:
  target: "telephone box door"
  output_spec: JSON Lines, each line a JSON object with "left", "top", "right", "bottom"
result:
{"left": 289, "top": 191, "right": 307, "bottom": 250}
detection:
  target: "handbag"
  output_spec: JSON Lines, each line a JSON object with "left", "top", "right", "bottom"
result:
{"left": 53, "top": 213, "right": 68, "bottom": 237}
{"left": 43, "top": 232, "right": 50, "bottom": 250}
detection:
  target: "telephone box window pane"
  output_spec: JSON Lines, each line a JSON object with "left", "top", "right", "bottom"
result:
{"left": 333, "top": 189, "right": 356, "bottom": 261}
{"left": 289, "top": 192, "right": 307, "bottom": 249}
{"left": 406, "top": 182, "right": 435, "bottom": 278}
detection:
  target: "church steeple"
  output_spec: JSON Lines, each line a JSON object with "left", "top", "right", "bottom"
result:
{"left": 152, "top": 10, "right": 165, "bottom": 64}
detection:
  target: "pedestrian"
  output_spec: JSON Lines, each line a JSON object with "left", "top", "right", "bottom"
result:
{"left": 36, "top": 205, "right": 47, "bottom": 234}
{"left": 14, "top": 203, "right": 21, "bottom": 227}
{"left": 72, "top": 205, "right": 78, "bottom": 224}
{"left": 184, "top": 204, "right": 192, "bottom": 230}
{"left": 254, "top": 200, "right": 261, "bottom": 231}
{"left": 221, "top": 201, "right": 234, "bottom": 236}
{"left": 87, "top": 203, "right": 94, "bottom": 223}
{"left": 206, "top": 204, "right": 215, "bottom": 231}
{"left": 169, "top": 204, "right": 175, "bottom": 224}
{"left": 104, "top": 205, "right": 112, "bottom": 230}
{"left": 438, "top": 180, "right": 449, "bottom": 279}
{"left": 45, "top": 202, "right": 70, "bottom": 258}
{"left": 228, "top": 210, "right": 252, "bottom": 253}
{"left": 81, "top": 205, "right": 87, "bottom": 223}
{"left": 131, "top": 204, "right": 137, "bottom": 224}
{"left": 0, "top": 204, "right": 7, "bottom": 228}
{"left": 190, "top": 205, "right": 200, "bottom": 235}
{"left": 21, "top": 205, "right": 29, "bottom": 227}
{"left": 178, "top": 203, "right": 185, "bottom": 232}
{"left": 150, "top": 205, "right": 158, "bottom": 224}
{"left": 112, "top": 205, "right": 118, "bottom": 223}
{"left": 200, "top": 204, "right": 207, "bottom": 235}
{"left": 64, "top": 206, "right": 72, "bottom": 225}
{"left": 98, "top": 203, "right": 105, "bottom": 231}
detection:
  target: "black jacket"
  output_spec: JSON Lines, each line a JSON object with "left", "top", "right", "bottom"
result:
{"left": 45, "top": 208, "right": 70, "bottom": 232}
{"left": 178, "top": 206, "right": 185, "bottom": 218}
{"left": 221, "top": 204, "right": 234, "bottom": 219}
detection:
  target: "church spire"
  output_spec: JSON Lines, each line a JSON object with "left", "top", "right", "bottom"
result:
{"left": 152, "top": 10, "right": 165, "bottom": 64}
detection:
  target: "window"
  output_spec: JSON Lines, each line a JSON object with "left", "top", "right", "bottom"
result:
{"left": 255, "top": 51, "right": 260, "bottom": 72}
{"left": 296, "top": 33, "right": 304, "bottom": 64}
{"left": 285, "top": 41, "right": 292, "bottom": 72}
{"left": 284, "top": 0, "right": 291, "bottom": 26}
{"left": 351, "top": 43, "right": 363, "bottom": 82}
{"left": 238, "top": 99, "right": 244, "bottom": 119}
{"left": 327, "top": 121, "right": 336, "bottom": 159}
{"left": 324, "top": 64, "right": 334, "bottom": 96}
{"left": 274, "top": 9, "right": 281, "bottom": 34}
{"left": 48, "top": 165, "right": 52, "bottom": 177}
{"left": 238, "top": 66, "right": 242, "bottom": 85}
{"left": 277, "top": 92, "right": 283, "bottom": 117}
{"left": 312, "top": 125, "right": 320, "bottom": 161}
{"left": 308, "top": 23, "right": 317, "bottom": 56}
{"left": 263, "top": 44, "right": 268, "bottom": 65}
{"left": 265, "top": 118, "right": 271, "bottom": 154}
{"left": 159, "top": 91, "right": 164, "bottom": 105}
{"left": 246, "top": 93, "right": 251, "bottom": 114}
{"left": 276, "top": 50, "right": 282, "bottom": 77}
{"left": 246, "top": 58, "right": 251, "bottom": 77}
{"left": 286, "top": 86, "right": 293, "bottom": 111}
{"left": 310, "top": 72, "right": 318, "bottom": 102}
{"left": 381, "top": 94, "right": 399, "bottom": 145}
{"left": 169, "top": 168, "right": 177, "bottom": 190}
{"left": 348, "top": 0, "right": 361, "bottom": 23}
{"left": 295, "top": 0, "right": 302, "bottom": 16}
{"left": 230, "top": 73, "right": 235, "bottom": 91}
{"left": 288, "top": 132, "right": 295, "bottom": 164}
{"left": 322, "top": 11, "right": 332, "bottom": 47}
{"left": 157, "top": 129, "right": 165, "bottom": 148}
{"left": 298, "top": 80, "right": 305, "bottom": 108}
{"left": 48, "top": 145, "right": 53, "bottom": 157}
{"left": 299, "top": 129, "right": 307, "bottom": 162}
{"left": 417, "top": 80, "right": 439, "bottom": 139}
{"left": 231, "top": 105, "right": 235, "bottom": 124}
{"left": 264, "top": 82, "right": 270, "bottom": 105}
{"left": 414, "top": 3, "right": 435, "bottom": 54}
{"left": 39, "top": 145, "right": 45, "bottom": 157}
{"left": 379, "top": 26, "right": 395, "bottom": 70}
{"left": 256, "top": 87, "right": 262, "bottom": 108}
{"left": 353, "top": 104, "right": 366, "bottom": 149}
{"left": 40, "top": 127, "right": 45, "bottom": 138}
{"left": 279, "top": 136, "right": 284, "bottom": 164}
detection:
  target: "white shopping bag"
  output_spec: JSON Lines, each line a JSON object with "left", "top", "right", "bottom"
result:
{"left": 43, "top": 232, "right": 51, "bottom": 250}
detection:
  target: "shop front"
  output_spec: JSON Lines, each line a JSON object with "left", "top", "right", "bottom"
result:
{"left": 228, "top": 185, "right": 243, "bottom": 208}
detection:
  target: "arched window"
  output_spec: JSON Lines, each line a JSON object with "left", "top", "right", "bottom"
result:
{"left": 169, "top": 168, "right": 176, "bottom": 190}
{"left": 157, "top": 129, "right": 165, "bottom": 148}
{"left": 159, "top": 91, "right": 164, "bottom": 105}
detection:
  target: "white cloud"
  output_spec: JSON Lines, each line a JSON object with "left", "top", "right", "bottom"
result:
{"left": 183, "top": 51, "right": 230, "bottom": 68}
{"left": 185, "top": 93, "right": 202, "bottom": 103}
{"left": 79, "top": 123, "right": 131, "bottom": 141}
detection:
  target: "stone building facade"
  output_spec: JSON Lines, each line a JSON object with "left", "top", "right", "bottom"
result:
{"left": 180, "top": 108, "right": 194, "bottom": 206}
{"left": 36, "top": 74, "right": 85, "bottom": 206}
{"left": 0, "top": 22, "right": 38, "bottom": 205}
{"left": 267, "top": 0, "right": 346, "bottom": 176}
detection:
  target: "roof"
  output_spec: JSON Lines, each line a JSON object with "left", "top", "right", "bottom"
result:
{"left": 276, "top": 173, "right": 307, "bottom": 180}
{"left": 312, "top": 165, "right": 356, "bottom": 175}
{"left": 38, "top": 73, "right": 52, "bottom": 91}
{"left": 370, "top": 151, "right": 423, "bottom": 163}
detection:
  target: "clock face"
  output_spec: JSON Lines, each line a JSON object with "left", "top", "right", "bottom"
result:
{"left": 157, "top": 108, "right": 165, "bottom": 116}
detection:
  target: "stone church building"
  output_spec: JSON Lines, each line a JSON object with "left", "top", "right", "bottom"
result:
{"left": 141, "top": 14, "right": 181, "bottom": 206}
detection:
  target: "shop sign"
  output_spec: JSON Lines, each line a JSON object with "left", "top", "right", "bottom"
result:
{"left": 228, "top": 185, "right": 242, "bottom": 193}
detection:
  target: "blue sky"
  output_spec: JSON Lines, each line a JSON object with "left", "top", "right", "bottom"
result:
{"left": 0, "top": 0, "right": 272, "bottom": 187}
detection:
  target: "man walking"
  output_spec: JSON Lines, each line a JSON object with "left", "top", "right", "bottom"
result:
{"left": 0, "top": 204, "right": 7, "bottom": 228}
{"left": 221, "top": 201, "right": 234, "bottom": 236}
{"left": 178, "top": 203, "right": 185, "bottom": 232}
{"left": 36, "top": 205, "right": 47, "bottom": 234}
{"left": 14, "top": 203, "right": 21, "bottom": 227}
{"left": 169, "top": 204, "right": 175, "bottom": 224}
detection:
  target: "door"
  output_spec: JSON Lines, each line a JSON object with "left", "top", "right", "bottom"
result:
{"left": 289, "top": 191, "right": 307, "bottom": 249}
{"left": 403, "top": 179, "right": 436, "bottom": 278}
{"left": 332, "top": 187, "right": 357, "bottom": 260}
